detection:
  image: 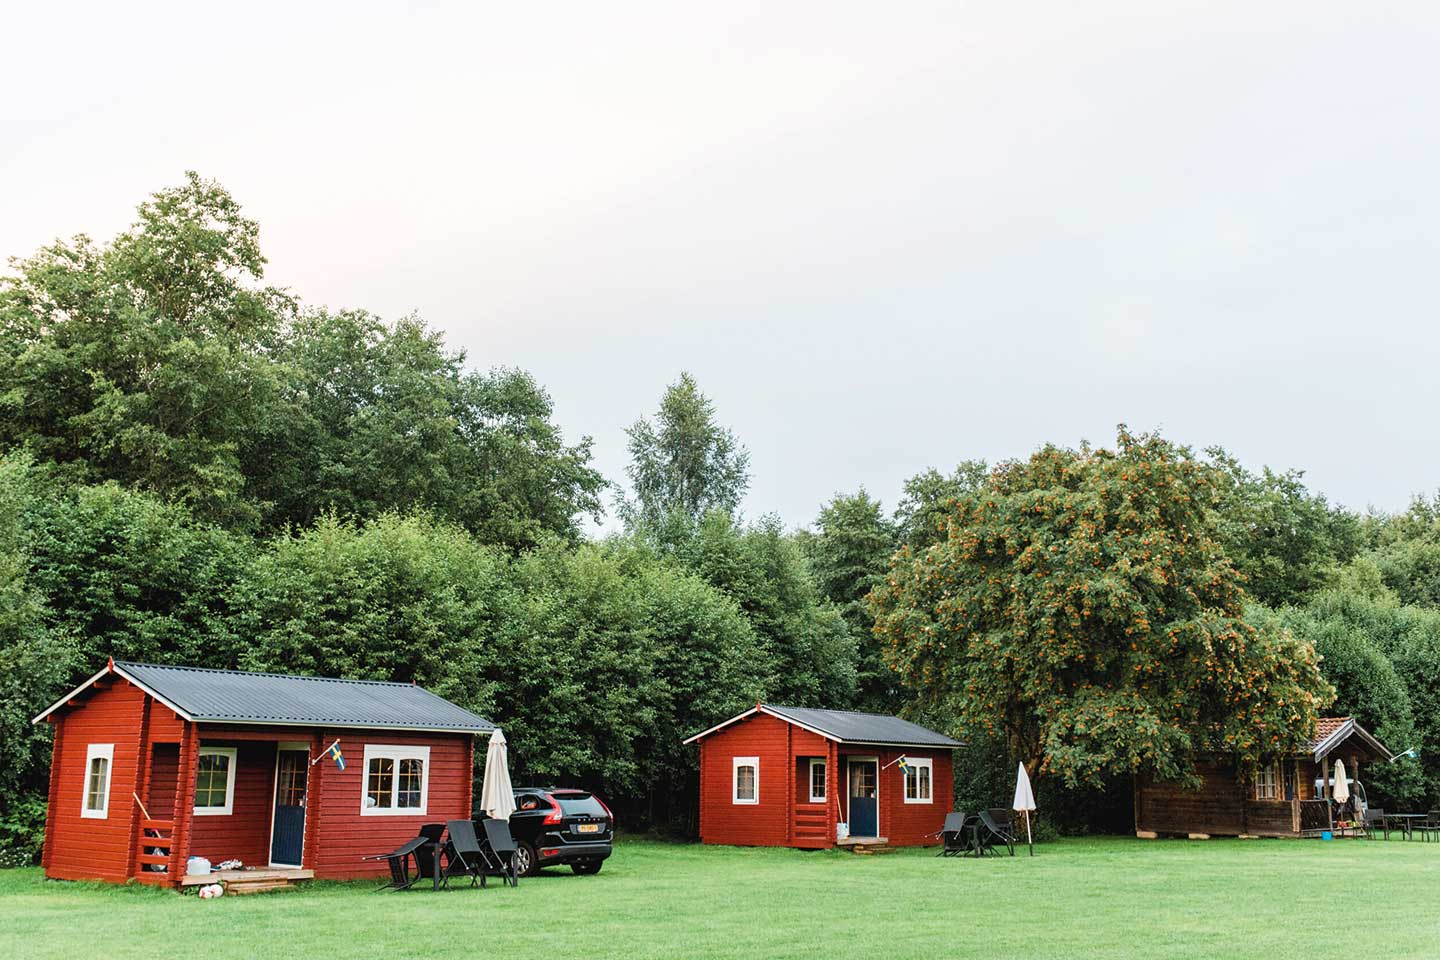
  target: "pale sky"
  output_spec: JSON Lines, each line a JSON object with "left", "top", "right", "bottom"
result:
{"left": 3, "top": 2, "right": 1437, "bottom": 528}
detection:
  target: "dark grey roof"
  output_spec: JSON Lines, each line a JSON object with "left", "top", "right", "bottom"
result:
{"left": 764, "top": 705, "right": 962, "bottom": 747}
{"left": 114, "top": 661, "right": 495, "bottom": 733}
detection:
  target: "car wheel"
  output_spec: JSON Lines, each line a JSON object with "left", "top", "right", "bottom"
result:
{"left": 570, "top": 861, "right": 602, "bottom": 876}
{"left": 513, "top": 842, "right": 539, "bottom": 877}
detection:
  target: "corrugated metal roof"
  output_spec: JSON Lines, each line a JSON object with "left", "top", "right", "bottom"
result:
{"left": 113, "top": 661, "right": 495, "bottom": 733}
{"left": 760, "top": 705, "right": 962, "bottom": 747}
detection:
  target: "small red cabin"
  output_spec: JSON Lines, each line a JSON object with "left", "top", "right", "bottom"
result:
{"left": 685, "top": 704, "right": 960, "bottom": 849}
{"left": 33, "top": 660, "right": 495, "bottom": 887}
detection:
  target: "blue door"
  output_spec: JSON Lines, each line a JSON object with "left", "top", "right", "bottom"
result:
{"left": 848, "top": 760, "right": 878, "bottom": 838}
{"left": 270, "top": 749, "right": 307, "bottom": 866}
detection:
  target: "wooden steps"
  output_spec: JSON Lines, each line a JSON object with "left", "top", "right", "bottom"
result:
{"left": 838, "top": 836, "right": 890, "bottom": 854}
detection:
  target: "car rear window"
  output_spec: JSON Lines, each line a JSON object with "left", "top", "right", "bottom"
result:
{"left": 553, "top": 792, "right": 607, "bottom": 817}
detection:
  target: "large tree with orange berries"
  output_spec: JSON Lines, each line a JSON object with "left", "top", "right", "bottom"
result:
{"left": 869, "top": 428, "right": 1332, "bottom": 787}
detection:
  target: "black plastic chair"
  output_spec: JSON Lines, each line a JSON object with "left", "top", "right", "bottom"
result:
{"left": 1362, "top": 807, "right": 1387, "bottom": 840}
{"left": 1417, "top": 812, "right": 1440, "bottom": 843}
{"left": 477, "top": 818, "right": 520, "bottom": 886}
{"left": 935, "top": 811, "right": 973, "bottom": 857}
{"left": 439, "top": 819, "right": 488, "bottom": 889}
{"left": 976, "top": 809, "right": 1016, "bottom": 857}
{"left": 363, "top": 834, "right": 429, "bottom": 891}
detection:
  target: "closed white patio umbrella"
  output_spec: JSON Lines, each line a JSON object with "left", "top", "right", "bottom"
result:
{"left": 480, "top": 729, "right": 517, "bottom": 821}
{"left": 1013, "top": 761, "right": 1037, "bottom": 856}
{"left": 1331, "top": 758, "right": 1350, "bottom": 805}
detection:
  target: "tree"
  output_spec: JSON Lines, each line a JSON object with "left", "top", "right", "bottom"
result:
{"left": 870, "top": 428, "right": 1332, "bottom": 787}
{"left": 1206, "top": 449, "right": 1362, "bottom": 607}
{"left": 258, "top": 309, "right": 606, "bottom": 549}
{"left": 0, "top": 172, "right": 291, "bottom": 528}
{"left": 619, "top": 373, "right": 749, "bottom": 537}
{"left": 805, "top": 489, "right": 901, "bottom": 711}
{"left": 1277, "top": 590, "right": 1432, "bottom": 805}
{"left": 893, "top": 461, "right": 989, "bottom": 550}
{"left": 679, "top": 512, "right": 856, "bottom": 708}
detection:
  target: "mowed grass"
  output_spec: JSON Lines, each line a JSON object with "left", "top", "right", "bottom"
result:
{"left": 4, "top": 837, "right": 1440, "bottom": 960}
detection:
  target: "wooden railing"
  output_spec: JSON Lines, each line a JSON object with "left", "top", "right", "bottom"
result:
{"left": 134, "top": 818, "right": 174, "bottom": 883}
{"left": 1298, "top": 800, "right": 1332, "bottom": 835}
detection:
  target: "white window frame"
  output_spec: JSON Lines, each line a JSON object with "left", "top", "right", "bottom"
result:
{"left": 903, "top": 757, "right": 934, "bottom": 804}
{"left": 81, "top": 743, "right": 114, "bottom": 819}
{"left": 732, "top": 756, "right": 759, "bottom": 805}
{"left": 1254, "top": 762, "right": 1280, "bottom": 801}
{"left": 361, "top": 744, "right": 431, "bottom": 816}
{"left": 808, "top": 758, "right": 827, "bottom": 803}
{"left": 193, "top": 746, "right": 238, "bottom": 816}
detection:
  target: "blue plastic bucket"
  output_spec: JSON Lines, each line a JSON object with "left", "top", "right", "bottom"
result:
{"left": 1321, "top": 831, "right": 1333, "bottom": 841}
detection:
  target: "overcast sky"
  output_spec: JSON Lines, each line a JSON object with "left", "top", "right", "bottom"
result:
{"left": 4, "top": 2, "right": 1437, "bottom": 528}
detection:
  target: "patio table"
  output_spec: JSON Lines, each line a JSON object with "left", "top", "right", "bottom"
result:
{"left": 1383, "top": 813, "right": 1428, "bottom": 840}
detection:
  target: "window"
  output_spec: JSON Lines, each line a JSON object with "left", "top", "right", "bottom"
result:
{"left": 1254, "top": 763, "right": 1279, "bottom": 801}
{"left": 82, "top": 744, "right": 114, "bottom": 819}
{"left": 809, "top": 759, "right": 827, "bottom": 803}
{"left": 733, "top": 756, "right": 758, "bottom": 804}
{"left": 903, "top": 757, "right": 933, "bottom": 804}
{"left": 361, "top": 745, "right": 430, "bottom": 815}
{"left": 194, "top": 747, "right": 237, "bottom": 815}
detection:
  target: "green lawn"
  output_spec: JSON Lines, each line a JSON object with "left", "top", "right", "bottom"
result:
{"left": 4, "top": 837, "right": 1440, "bottom": 959}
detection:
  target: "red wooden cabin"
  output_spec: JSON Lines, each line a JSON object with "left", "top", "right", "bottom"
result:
{"left": 33, "top": 659, "right": 495, "bottom": 887}
{"left": 685, "top": 704, "right": 960, "bottom": 849}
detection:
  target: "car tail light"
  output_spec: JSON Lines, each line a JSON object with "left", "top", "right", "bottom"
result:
{"left": 598, "top": 796, "right": 615, "bottom": 825}
{"left": 541, "top": 848, "right": 560, "bottom": 857}
{"left": 542, "top": 795, "right": 563, "bottom": 825}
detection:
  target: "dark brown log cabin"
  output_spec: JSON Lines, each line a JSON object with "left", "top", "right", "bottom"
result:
{"left": 1133, "top": 717, "right": 1390, "bottom": 838}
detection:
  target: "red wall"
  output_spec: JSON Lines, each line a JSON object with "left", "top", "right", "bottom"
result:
{"left": 43, "top": 682, "right": 146, "bottom": 882}
{"left": 309, "top": 730, "right": 473, "bottom": 880}
{"left": 696, "top": 712, "right": 954, "bottom": 849}
{"left": 185, "top": 740, "right": 282, "bottom": 868}
{"left": 698, "top": 714, "right": 795, "bottom": 847}
{"left": 839, "top": 747, "right": 952, "bottom": 846}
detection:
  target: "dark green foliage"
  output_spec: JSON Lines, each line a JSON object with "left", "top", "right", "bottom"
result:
{"left": 805, "top": 490, "right": 902, "bottom": 712}
{"left": 0, "top": 173, "right": 290, "bottom": 529}
{"left": 1207, "top": 449, "right": 1362, "bottom": 607}
{"left": 679, "top": 513, "right": 856, "bottom": 708}
{"left": 893, "top": 461, "right": 988, "bottom": 550}
{"left": 1277, "top": 590, "right": 1437, "bottom": 805}
{"left": 257, "top": 310, "right": 605, "bottom": 550}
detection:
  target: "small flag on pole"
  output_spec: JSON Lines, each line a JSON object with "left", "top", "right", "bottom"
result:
{"left": 312, "top": 739, "right": 345, "bottom": 771}
{"left": 896, "top": 756, "right": 910, "bottom": 775}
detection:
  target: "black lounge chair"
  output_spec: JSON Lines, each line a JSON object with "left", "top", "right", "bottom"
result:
{"left": 935, "top": 811, "right": 973, "bottom": 857}
{"left": 363, "top": 834, "right": 430, "bottom": 891}
{"left": 976, "top": 809, "right": 1017, "bottom": 857}
{"left": 439, "top": 819, "right": 488, "bottom": 889}
{"left": 477, "top": 818, "right": 520, "bottom": 886}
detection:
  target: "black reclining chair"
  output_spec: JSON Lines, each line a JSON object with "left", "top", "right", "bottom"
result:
{"left": 478, "top": 818, "right": 520, "bottom": 887}
{"left": 439, "top": 819, "right": 488, "bottom": 889}
{"left": 976, "top": 809, "right": 1017, "bottom": 857}
{"left": 935, "top": 811, "right": 974, "bottom": 857}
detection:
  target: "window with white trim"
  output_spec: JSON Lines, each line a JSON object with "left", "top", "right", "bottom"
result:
{"left": 82, "top": 744, "right": 114, "bottom": 819}
{"left": 733, "top": 756, "right": 758, "bottom": 804}
{"left": 903, "top": 757, "right": 933, "bottom": 803}
{"left": 809, "top": 758, "right": 827, "bottom": 803}
{"left": 362, "top": 744, "right": 430, "bottom": 815}
{"left": 1253, "top": 763, "right": 1280, "bottom": 801}
{"left": 194, "top": 746, "right": 237, "bottom": 815}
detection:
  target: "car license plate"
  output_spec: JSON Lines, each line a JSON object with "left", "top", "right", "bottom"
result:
{"left": 575, "top": 823, "right": 601, "bottom": 834}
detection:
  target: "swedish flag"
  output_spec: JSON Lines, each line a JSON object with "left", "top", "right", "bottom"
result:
{"left": 326, "top": 740, "right": 345, "bottom": 771}
{"left": 897, "top": 756, "right": 910, "bottom": 775}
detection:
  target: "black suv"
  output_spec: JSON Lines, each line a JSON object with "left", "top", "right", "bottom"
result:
{"left": 508, "top": 787, "right": 614, "bottom": 876}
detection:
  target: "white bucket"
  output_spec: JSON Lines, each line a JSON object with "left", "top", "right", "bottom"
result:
{"left": 187, "top": 856, "right": 211, "bottom": 875}
{"left": 836, "top": 821, "right": 850, "bottom": 841}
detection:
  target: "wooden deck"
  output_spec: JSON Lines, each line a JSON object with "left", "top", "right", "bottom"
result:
{"left": 180, "top": 867, "right": 314, "bottom": 893}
